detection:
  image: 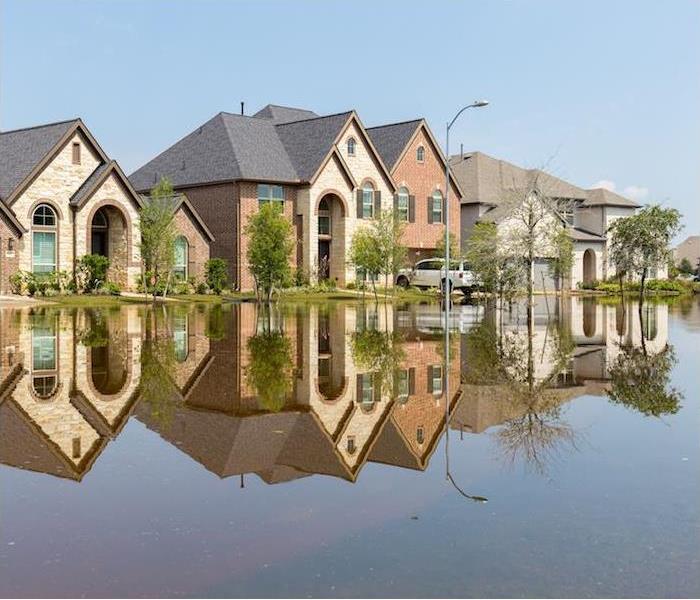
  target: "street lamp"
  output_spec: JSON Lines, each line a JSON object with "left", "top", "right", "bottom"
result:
{"left": 442, "top": 100, "right": 488, "bottom": 501}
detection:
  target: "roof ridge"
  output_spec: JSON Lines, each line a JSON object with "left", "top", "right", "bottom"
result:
{"left": 366, "top": 118, "right": 423, "bottom": 130}
{"left": 0, "top": 118, "right": 79, "bottom": 136}
{"left": 274, "top": 110, "right": 354, "bottom": 127}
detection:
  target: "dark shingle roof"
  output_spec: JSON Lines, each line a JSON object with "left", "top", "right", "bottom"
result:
{"left": 0, "top": 119, "right": 78, "bottom": 200}
{"left": 568, "top": 227, "right": 606, "bottom": 242}
{"left": 253, "top": 104, "right": 319, "bottom": 123}
{"left": 583, "top": 187, "right": 640, "bottom": 208}
{"left": 366, "top": 120, "right": 422, "bottom": 171}
{"left": 275, "top": 111, "right": 352, "bottom": 182}
{"left": 70, "top": 161, "right": 112, "bottom": 206}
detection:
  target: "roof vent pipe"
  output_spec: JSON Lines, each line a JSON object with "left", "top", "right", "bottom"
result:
{"left": 460, "top": 144, "right": 463, "bottom": 160}
{"left": 241, "top": 101, "right": 245, "bottom": 116}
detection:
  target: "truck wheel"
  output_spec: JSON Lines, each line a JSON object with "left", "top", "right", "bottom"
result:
{"left": 441, "top": 279, "right": 453, "bottom": 295}
{"left": 396, "top": 276, "right": 410, "bottom": 289}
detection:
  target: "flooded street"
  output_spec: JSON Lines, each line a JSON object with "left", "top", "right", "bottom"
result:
{"left": 0, "top": 297, "right": 698, "bottom": 598}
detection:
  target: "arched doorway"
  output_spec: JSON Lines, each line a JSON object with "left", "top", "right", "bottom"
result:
{"left": 89, "top": 205, "right": 129, "bottom": 287}
{"left": 316, "top": 193, "right": 346, "bottom": 284}
{"left": 583, "top": 248, "right": 596, "bottom": 284}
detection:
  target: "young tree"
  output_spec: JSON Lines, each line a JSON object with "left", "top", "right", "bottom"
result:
{"left": 245, "top": 203, "right": 295, "bottom": 302}
{"left": 435, "top": 230, "right": 460, "bottom": 262}
{"left": 548, "top": 227, "right": 574, "bottom": 292}
{"left": 678, "top": 257, "right": 694, "bottom": 276}
{"left": 374, "top": 209, "right": 407, "bottom": 293}
{"left": 139, "top": 177, "right": 178, "bottom": 301}
{"left": 349, "top": 226, "right": 382, "bottom": 299}
{"left": 608, "top": 204, "right": 683, "bottom": 300}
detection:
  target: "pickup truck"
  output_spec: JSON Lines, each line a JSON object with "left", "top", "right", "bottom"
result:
{"left": 396, "top": 258, "right": 479, "bottom": 294}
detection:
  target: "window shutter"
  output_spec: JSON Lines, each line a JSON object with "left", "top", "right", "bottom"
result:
{"left": 427, "top": 366, "right": 434, "bottom": 393}
{"left": 356, "top": 373, "right": 364, "bottom": 400}
{"left": 427, "top": 197, "right": 433, "bottom": 224}
{"left": 408, "top": 367, "right": 416, "bottom": 395}
{"left": 356, "top": 189, "right": 363, "bottom": 219}
{"left": 442, "top": 198, "right": 447, "bottom": 224}
{"left": 374, "top": 190, "right": 381, "bottom": 217}
{"left": 409, "top": 195, "right": 415, "bottom": 223}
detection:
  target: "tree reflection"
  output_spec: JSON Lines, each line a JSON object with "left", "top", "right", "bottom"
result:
{"left": 140, "top": 307, "right": 177, "bottom": 428}
{"left": 462, "top": 301, "right": 580, "bottom": 475}
{"left": 245, "top": 304, "right": 294, "bottom": 412}
{"left": 607, "top": 302, "right": 682, "bottom": 418}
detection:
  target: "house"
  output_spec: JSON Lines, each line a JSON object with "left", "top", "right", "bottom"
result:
{"left": 366, "top": 119, "right": 463, "bottom": 264}
{"left": 673, "top": 235, "right": 700, "bottom": 270}
{"left": 449, "top": 151, "right": 653, "bottom": 289}
{"left": 0, "top": 119, "right": 211, "bottom": 292}
{"left": 131, "top": 104, "right": 435, "bottom": 291}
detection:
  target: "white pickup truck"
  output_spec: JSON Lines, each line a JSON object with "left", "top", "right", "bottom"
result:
{"left": 396, "top": 258, "right": 479, "bottom": 294}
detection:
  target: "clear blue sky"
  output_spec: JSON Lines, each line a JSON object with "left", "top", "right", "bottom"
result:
{"left": 2, "top": 0, "right": 698, "bottom": 236}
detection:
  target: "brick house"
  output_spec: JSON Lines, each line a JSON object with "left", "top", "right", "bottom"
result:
{"left": 0, "top": 119, "right": 211, "bottom": 293}
{"left": 131, "top": 104, "right": 442, "bottom": 291}
{"left": 449, "top": 151, "right": 653, "bottom": 290}
{"left": 367, "top": 119, "right": 463, "bottom": 264}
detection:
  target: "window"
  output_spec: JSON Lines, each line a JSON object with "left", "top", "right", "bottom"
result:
{"left": 318, "top": 197, "right": 331, "bottom": 236}
{"left": 397, "top": 187, "right": 409, "bottom": 222}
{"left": 429, "top": 365, "right": 443, "bottom": 395}
{"left": 32, "top": 320, "right": 58, "bottom": 399}
{"left": 173, "top": 313, "right": 189, "bottom": 362}
{"left": 359, "top": 373, "right": 374, "bottom": 405}
{"left": 32, "top": 204, "right": 56, "bottom": 227}
{"left": 33, "top": 231, "right": 56, "bottom": 274}
{"left": 417, "top": 146, "right": 425, "bottom": 162}
{"left": 431, "top": 190, "right": 443, "bottom": 223}
{"left": 72, "top": 142, "right": 81, "bottom": 165}
{"left": 173, "top": 236, "right": 188, "bottom": 281}
{"left": 347, "top": 137, "right": 356, "bottom": 156}
{"left": 257, "top": 184, "right": 284, "bottom": 208}
{"left": 396, "top": 369, "right": 410, "bottom": 402}
{"left": 362, "top": 183, "right": 375, "bottom": 219}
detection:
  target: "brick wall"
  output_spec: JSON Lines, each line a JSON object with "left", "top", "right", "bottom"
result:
{"left": 0, "top": 217, "right": 20, "bottom": 294}
{"left": 181, "top": 182, "right": 238, "bottom": 286}
{"left": 391, "top": 127, "right": 461, "bottom": 262}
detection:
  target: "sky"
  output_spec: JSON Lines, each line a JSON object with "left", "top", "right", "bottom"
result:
{"left": 1, "top": 0, "right": 698, "bottom": 238}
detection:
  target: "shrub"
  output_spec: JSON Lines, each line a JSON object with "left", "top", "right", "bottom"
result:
{"left": 293, "top": 267, "right": 310, "bottom": 287}
{"left": 102, "top": 282, "right": 121, "bottom": 296}
{"left": 205, "top": 258, "right": 228, "bottom": 295}
{"left": 47, "top": 270, "right": 70, "bottom": 293}
{"left": 76, "top": 254, "right": 110, "bottom": 293}
{"left": 196, "top": 281, "right": 209, "bottom": 295}
{"left": 9, "top": 271, "right": 26, "bottom": 295}
{"left": 346, "top": 281, "right": 356, "bottom": 290}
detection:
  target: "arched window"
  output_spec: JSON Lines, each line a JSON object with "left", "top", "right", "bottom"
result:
{"left": 173, "top": 236, "right": 188, "bottom": 281}
{"left": 361, "top": 182, "right": 375, "bottom": 219}
{"left": 347, "top": 137, "right": 356, "bottom": 156}
{"left": 416, "top": 145, "right": 425, "bottom": 162}
{"left": 32, "top": 318, "right": 58, "bottom": 399}
{"left": 32, "top": 204, "right": 57, "bottom": 274}
{"left": 91, "top": 208, "right": 109, "bottom": 257}
{"left": 173, "top": 313, "right": 189, "bottom": 362}
{"left": 397, "top": 186, "right": 410, "bottom": 222}
{"left": 430, "top": 190, "right": 443, "bottom": 224}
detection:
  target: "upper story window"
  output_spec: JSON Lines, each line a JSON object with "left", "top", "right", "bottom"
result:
{"left": 72, "top": 142, "right": 81, "bottom": 165}
{"left": 430, "top": 190, "right": 443, "bottom": 224}
{"left": 257, "top": 184, "right": 284, "bottom": 208}
{"left": 429, "top": 364, "right": 443, "bottom": 395}
{"left": 416, "top": 145, "right": 425, "bottom": 162}
{"left": 397, "top": 187, "right": 410, "bottom": 222}
{"left": 347, "top": 137, "right": 356, "bottom": 156}
{"left": 362, "top": 182, "right": 375, "bottom": 219}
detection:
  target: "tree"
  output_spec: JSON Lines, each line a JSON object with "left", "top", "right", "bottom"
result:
{"left": 678, "top": 257, "right": 694, "bottom": 276}
{"left": 374, "top": 209, "right": 407, "bottom": 293}
{"left": 139, "top": 177, "right": 178, "bottom": 301}
{"left": 549, "top": 227, "right": 574, "bottom": 292}
{"left": 245, "top": 203, "right": 294, "bottom": 301}
{"left": 349, "top": 226, "right": 382, "bottom": 299}
{"left": 205, "top": 258, "right": 228, "bottom": 294}
{"left": 608, "top": 204, "right": 683, "bottom": 300}
{"left": 435, "top": 231, "right": 460, "bottom": 262}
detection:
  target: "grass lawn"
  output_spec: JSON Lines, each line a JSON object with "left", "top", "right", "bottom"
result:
{"left": 45, "top": 294, "right": 150, "bottom": 307}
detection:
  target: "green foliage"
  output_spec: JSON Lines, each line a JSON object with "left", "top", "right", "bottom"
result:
{"left": 435, "top": 231, "right": 459, "bottom": 261}
{"left": 608, "top": 204, "right": 683, "bottom": 298}
{"left": 139, "top": 177, "right": 178, "bottom": 297}
{"left": 205, "top": 258, "right": 229, "bottom": 294}
{"left": 76, "top": 309, "right": 109, "bottom": 347}
{"left": 196, "top": 281, "right": 209, "bottom": 295}
{"left": 349, "top": 226, "right": 382, "bottom": 286}
{"left": 245, "top": 203, "right": 294, "bottom": 301}
{"left": 350, "top": 324, "right": 405, "bottom": 398}
{"left": 9, "top": 271, "right": 25, "bottom": 295}
{"left": 678, "top": 257, "right": 694, "bottom": 275}
{"left": 76, "top": 254, "right": 110, "bottom": 292}
{"left": 608, "top": 344, "right": 682, "bottom": 417}
{"left": 549, "top": 227, "right": 574, "bottom": 289}
{"left": 205, "top": 304, "right": 228, "bottom": 340}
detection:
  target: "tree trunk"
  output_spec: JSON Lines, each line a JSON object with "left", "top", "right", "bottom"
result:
{"left": 639, "top": 267, "right": 647, "bottom": 304}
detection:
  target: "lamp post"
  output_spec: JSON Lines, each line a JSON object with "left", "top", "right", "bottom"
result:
{"left": 443, "top": 100, "right": 488, "bottom": 499}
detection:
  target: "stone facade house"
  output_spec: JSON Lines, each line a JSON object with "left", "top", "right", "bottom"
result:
{"left": 450, "top": 151, "right": 653, "bottom": 290}
{"left": 132, "top": 105, "right": 470, "bottom": 291}
{"left": 0, "top": 119, "right": 211, "bottom": 293}
{"left": 367, "top": 119, "right": 463, "bottom": 264}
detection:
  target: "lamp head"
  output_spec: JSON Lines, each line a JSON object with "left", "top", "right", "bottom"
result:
{"left": 472, "top": 100, "right": 489, "bottom": 108}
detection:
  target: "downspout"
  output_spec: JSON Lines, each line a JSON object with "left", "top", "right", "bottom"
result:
{"left": 71, "top": 205, "right": 77, "bottom": 286}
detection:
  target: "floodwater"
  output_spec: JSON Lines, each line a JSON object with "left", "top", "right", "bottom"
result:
{"left": 0, "top": 296, "right": 697, "bottom": 598}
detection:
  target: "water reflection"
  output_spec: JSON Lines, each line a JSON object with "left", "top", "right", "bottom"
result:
{"left": 0, "top": 296, "right": 677, "bottom": 484}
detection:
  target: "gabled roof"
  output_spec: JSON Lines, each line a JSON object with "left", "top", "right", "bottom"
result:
{"left": 568, "top": 226, "right": 606, "bottom": 242}
{"left": 0, "top": 119, "right": 79, "bottom": 200}
{"left": 366, "top": 119, "right": 423, "bottom": 171}
{"left": 275, "top": 111, "right": 353, "bottom": 182}
{"left": 253, "top": 104, "right": 319, "bottom": 123}
{"left": 70, "top": 160, "right": 144, "bottom": 209}
{"left": 583, "top": 187, "right": 640, "bottom": 208}
{"left": 450, "top": 151, "right": 639, "bottom": 209}
{"left": 129, "top": 106, "right": 396, "bottom": 193}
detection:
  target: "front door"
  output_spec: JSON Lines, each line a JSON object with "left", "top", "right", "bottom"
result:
{"left": 92, "top": 230, "right": 108, "bottom": 257}
{"left": 318, "top": 240, "right": 330, "bottom": 280}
